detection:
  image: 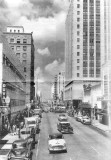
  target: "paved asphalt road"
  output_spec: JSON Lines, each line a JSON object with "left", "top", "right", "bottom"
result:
{"left": 32, "top": 112, "right": 111, "bottom": 160}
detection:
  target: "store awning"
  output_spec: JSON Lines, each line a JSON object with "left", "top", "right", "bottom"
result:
{"left": 78, "top": 102, "right": 91, "bottom": 109}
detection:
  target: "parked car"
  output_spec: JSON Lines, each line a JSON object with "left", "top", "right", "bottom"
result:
{"left": 48, "top": 132, "right": 67, "bottom": 153}
{"left": 24, "top": 117, "right": 40, "bottom": 134}
{"left": 20, "top": 127, "right": 32, "bottom": 140}
{"left": 57, "top": 121, "right": 73, "bottom": 134}
{"left": 81, "top": 116, "right": 91, "bottom": 125}
{"left": 76, "top": 115, "right": 83, "bottom": 122}
{"left": 9, "top": 139, "right": 33, "bottom": 160}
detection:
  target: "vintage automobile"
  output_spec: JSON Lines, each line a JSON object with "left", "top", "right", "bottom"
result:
{"left": 81, "top": 116, "right": 91, "bottom": 125}
{"left": 9, "top": 139, "right": 33, "bottom": 160}
{"left": 58, "top": 114, "right": 68, "bottom": 122}
{"left": 24, "top": 117, "right": 40, "bottom": 133}
{"left": 20, "top": 127, "right": 32, "bottom": 140}
{"left": 57, "top": 121, "right": 73, "bottom": 134}
{"left": 48, "top": 132, "right": 67, "bottom": 153}
{"left": 76, "top": 115, "right": 83, "bottom": 122}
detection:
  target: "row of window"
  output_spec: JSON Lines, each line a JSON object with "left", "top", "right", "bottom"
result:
{"left": 10, "top": 38, "right": 27, "bottom": 44}
{"left": 11, "top": 45, "right": 27, "bottom": 51}
{"left": 16, "top": 52, "right": 27, "bottom": 58}
{"left": 3, "top": 55, "right": 24, "bottom": 80}
{"left": 10, "top": 99, "right": 25, "bottom": 107}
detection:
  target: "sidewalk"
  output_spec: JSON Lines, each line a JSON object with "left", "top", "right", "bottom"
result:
{"left": 91, "top": 120, "right": 111, "bottom": 133}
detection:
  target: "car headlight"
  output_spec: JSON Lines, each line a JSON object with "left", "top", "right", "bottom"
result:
{"left": 49, "top": 144, "right": 53, "bottom": 148}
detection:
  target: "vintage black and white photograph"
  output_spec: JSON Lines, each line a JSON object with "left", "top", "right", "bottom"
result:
{"left": 0, "top": 0, "right": 111, "bottom": 160}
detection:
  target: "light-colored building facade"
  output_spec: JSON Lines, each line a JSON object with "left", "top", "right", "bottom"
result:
{"left": 3, "top": 26, "right": 35, "bottom": 103}
{"left": 65, "top": 0, "right": 101, "bottom": 106}
{"left": 0, "top": 35, "right": 26, "bottom": 132}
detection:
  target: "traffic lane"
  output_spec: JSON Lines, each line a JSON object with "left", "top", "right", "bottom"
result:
{"left": 67, "top": 116, "right": 111, "bottom": 160}
{"left": 33, "top": 112, "right": 72, "bottom": 160}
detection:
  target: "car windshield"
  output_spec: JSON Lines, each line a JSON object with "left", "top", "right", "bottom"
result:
{"left": 61, "top": 123, "right": 70, "bottom": 127}
{"left": 13, "top": 142, "right": 27, "bottom": 149}
{"left": 27, "top": 121, "right": 36, "bottom": 125}
{"left": 60, "top": 118, "right": 67, "bottom": 122}
{"left": 49, "top": 134, "right": 63, "bottom": 139}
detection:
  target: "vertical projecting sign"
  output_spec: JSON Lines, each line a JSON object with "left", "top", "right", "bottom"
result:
{"left": 0, "top": 43, "right": 3, "bottom": 95}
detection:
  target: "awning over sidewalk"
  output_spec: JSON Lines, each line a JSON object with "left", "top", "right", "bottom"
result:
{"left": 78, "top": 102, "right": 91, "bottom": 109}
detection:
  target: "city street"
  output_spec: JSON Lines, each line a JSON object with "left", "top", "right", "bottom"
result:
{"left": 32, "top": 112, "right": 111, "bottom": 160}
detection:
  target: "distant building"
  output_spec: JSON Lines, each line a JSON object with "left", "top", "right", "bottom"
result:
{"left": 57, "top": 72, "right": 65, "bottom": 102}
{"left": 0, "top": 34, "right": 26, "bottom": 132}
{"left": 3, "top": 26, "right": 35, "bottom": 103}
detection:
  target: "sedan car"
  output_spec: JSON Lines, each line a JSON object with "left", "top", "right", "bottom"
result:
{"left": 76, "top": 115, "right": 83, "bottom": 122}
{"left": 58, "top": 114, "right": 68, "bottom": 122}
{"left": 57, "top": 121, "right": 73, "bottom": 134}
{"left": 48, "top": 132, "right": 67, "bottom": 153}
{"left": 9, "top": 139, "right": 33, "bottom": 160}
{"left": 81, "top": 116, "right": 91, "bottom": 125}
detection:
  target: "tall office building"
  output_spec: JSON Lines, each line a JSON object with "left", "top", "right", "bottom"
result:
{"left": 4, "top": 26, "right": 35, "bottom": 103}
{"left": 65, "top": 0, "right": 101, "bottom": 105}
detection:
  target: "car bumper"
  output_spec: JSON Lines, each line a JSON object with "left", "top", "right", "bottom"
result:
{"left": 61, "top": 130, "right": 73, "bottom": 134}
{"left": 10, "top": 156, "right": 29, "bottom": 160}
{"left": 49, "top": 147, "right": 67, "bottom": 152}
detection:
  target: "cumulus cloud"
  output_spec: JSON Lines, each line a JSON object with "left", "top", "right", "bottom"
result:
{"left": 37, "top": 48, "right": 50, "bottom": 56}
{"left": 1, "top": 0, "right": 69, "bottom": 42}
{"left": 45, "top": 60, "right": 64, "bottom": 76}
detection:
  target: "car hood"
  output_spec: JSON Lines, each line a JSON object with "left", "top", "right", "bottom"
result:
{"left": 49, "top": 139, "right": 66, "bottom": 146}
{"left": 12, "top": 148, "right": 27, "bottom": 156}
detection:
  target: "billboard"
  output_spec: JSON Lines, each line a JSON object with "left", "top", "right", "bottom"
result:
{"left": 0, "top": 43, "right": 3, "bottom": 95}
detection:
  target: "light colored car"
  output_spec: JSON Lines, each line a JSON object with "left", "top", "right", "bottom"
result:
{"left": 20, "top": 127, "right": 32, "bottom": 139}
{"left": 58, "top": 114, "right": 68, "bottom": 121}
{"left": 48, "top": 132, "right": 67, "bottom": 153}
{"left": 81, "top": 116, "right": 91, "bottom": 125}
{"left": 76, "top": 115, "right": 83, "bottom": 122}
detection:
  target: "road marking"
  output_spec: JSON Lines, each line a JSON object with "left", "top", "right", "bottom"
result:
{"left": 90, "top": 146, "right": 101, "bottom": 156}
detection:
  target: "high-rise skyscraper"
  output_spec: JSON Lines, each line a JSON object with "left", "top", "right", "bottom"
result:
{"left": 65, "top": 0, "right": 101, "bottom": 105}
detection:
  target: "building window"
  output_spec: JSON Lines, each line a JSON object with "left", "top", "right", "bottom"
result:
{"left": 22, "top": 53, "right": 27, "bottom": 58}
{"left": 11, "top": 46, "right": 14, "bottom": 50}
{"left": 77, "top": 18, "right": 80, "bottom": 22}
{"left": 77, "top": 73, "right": 80, "bottom": 77}
{"left": 18, "top": 30, "right": 20, "bottom": 33}
{"left": 77, "top": 59, "right": 80, "bottom": 63}
{"left": 77, "top": 66, "right": 80, "bottom": 70}
{"left": 77, "top": 4, "right": 80, "bottom": 8}
{"left": 10, "top": 29, "right": 12, "bottom": 32}
{"left": 77, "top": 38, "right": 80, "bottom": 42}
{"left": 17, "top": 39, "right": 20, "bottom": 43}
{"left": 10, "top": 38, "right": 14, "bottom": 43}
{"left": 77, "top": 11, "right": 80, "bottom": 15}
{"left": 77, "top": 52, "right": 80, "bottom": 56}
{"left": 24, "top": 67, "right": 26, "bottom": 72}
{"left": 77, "top": 45, "right": 80, "bottom": 49}
{"left": 77, "top": 31, "right": 80, "bottom": 35}
{"left": 16, "top": 53, "right": 20, "bottom": 58}
{"left": 14, "top": 30, "right": 16, "bottom": 33}
{"left": 77, "top": 24, "right": 80, "bottom": 29}
{"left": 23, "top": 39, "right": 27, "bottom": 44}
{"left": 16, "top": 46, "right": 20, "bottom": 51}
{"left": 23, "top": 46, "right": 27, "bottom": 51}
{"left": 22, "top": 60, "right": 26, "bottom": 65}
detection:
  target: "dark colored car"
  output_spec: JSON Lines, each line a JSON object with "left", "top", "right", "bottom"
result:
{"left": 9, "top": 139, "right": 33, "bottom": 160}
{"left": 57, "top": 121, "right": 73, "bottom": 134}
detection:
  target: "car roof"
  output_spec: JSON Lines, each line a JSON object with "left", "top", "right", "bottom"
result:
{"left": 24, "top": 117, "right": 37, "bottom": 121}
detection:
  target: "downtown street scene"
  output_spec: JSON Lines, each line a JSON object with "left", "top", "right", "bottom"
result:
{"left": 0, "top": 0, "right": 111, "bottom": 160}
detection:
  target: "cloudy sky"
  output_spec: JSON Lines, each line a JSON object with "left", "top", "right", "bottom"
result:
{"left": 0, "top": 0, "right": 70, "bottom": 101}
